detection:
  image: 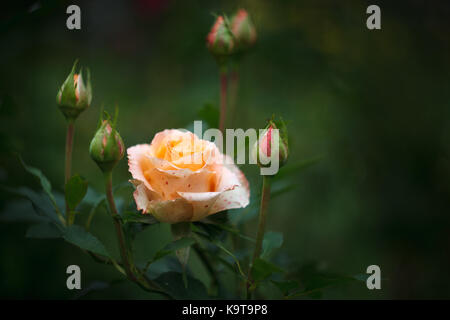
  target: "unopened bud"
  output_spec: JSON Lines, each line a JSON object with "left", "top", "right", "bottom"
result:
{"left": 57, "top": 60, "right": 92, "bottom": 121}
{"left": 89, "top": 118, "right": 125, "bottom": 172}
{"left": 206, "top": 16, "right": 235, "bottom": 65}
{"left": 252, "top": 119, "right": 289, "bottom": 170}
{"left": 230, "top": 9, "right": 257, "bottom": 52}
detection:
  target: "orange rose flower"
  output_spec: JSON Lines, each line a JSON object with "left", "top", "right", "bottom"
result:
{"left": 127, "top": 129, "right": 250, "bottom": 223}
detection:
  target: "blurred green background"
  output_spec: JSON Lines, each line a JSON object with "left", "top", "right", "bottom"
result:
{"left": 1, "top": 0, "right": 450, "bottom": 299}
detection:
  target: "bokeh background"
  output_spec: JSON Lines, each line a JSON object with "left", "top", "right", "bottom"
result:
{"left": 1, "top": 0, "right": 450, "bottom": 299}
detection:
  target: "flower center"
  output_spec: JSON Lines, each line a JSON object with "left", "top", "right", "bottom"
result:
{"left": 154, "top": 133, "right": 210, "bottom": 171}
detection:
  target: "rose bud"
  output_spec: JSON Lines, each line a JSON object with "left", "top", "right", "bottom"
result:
{"left": 252, "top": 119, "right": 289, "bottom": 172}
{"left": 89, "top": 118, "right": 125, "bottom": 173}
{"left": 230, "top": 9, "right": 257, "bottom": 52}
{"left": 57, "top": 60, "right": 92, "bottom": 121}
{"left": 206, "top": 15, "right": 235, "bottom": 63}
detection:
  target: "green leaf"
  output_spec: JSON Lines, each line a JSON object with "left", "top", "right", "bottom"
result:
{"left": 262, "top": 231, "right": 283, "bottom": 259}
{"left": 195, "top": 216, "right": 255, "bottom": 243}
{"left": 152, "top": 272, "right": 208, "bottom": 299}
{"left": 152, "top": 237, "right": 196, "bottom": 262}
{"left": 251, "top": 258, "right": 283, "bottom": 283}
{"left": 170, "top": 222, "right": 192, "bottom": 269}
{"left": 63, "top": 225, "right": 110, "bottom": 257}
{"left": 171, "top": 222, "right": 191, "bottom": 238}
{"left": 211, "top": 240, "right": 245, "bottom": 278}
{"left": 18, "top": 156, "right": 56, "bottom": 207}
{"left": 0, "top": 200, "right": 48, "bottom": 223}
{"left": 26, "top": 223, "right": 62, "bottom": 239}
{"left": 65, "top": 174, "right": 88, "bottom": 211}
{"left": 1, "top": 186, "right": 60, "bottom": 224}
{"left": 18, "top": 156, "right": 63, "bottom": 222}
{"left": 123, "top": 221, "right": 152, "bottom": 242}
{"left": 192, "top": 224, "right": 246, "bottom": 278}
{"left": 286, "top": 262, "right": 360, "bottom": 299}
{"left": 192, "top": 221, "right": 227, "bottom": 242}
{"left": 146, "top": 256, "right": 186, "bottom": 278}
{"left": 164, "top": 237, "right": 197, "bottom": 254}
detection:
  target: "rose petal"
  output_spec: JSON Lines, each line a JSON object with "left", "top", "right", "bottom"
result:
{"left": 177, "top": 191, "right": 222, "bottom": 220}
{"left": 211, "top": 160, "right": 250, "bottom": 212}
{"left": 127, "top": 144, "right": 155, "bottom": 191}
{"left": 148, "top": 129, "right": 185, "bottom": 154}
{"left": 149, "top": 198, "right": 194, "bottom": 223}
{"left": 143, "top": 166, "right": 217, "bottom": 200}
{"left": 211, "top": 185, "right": 249, "bottom": 213}
{"left": 133, "top": 180, "right": 194, "bottom": 223}
{"left": 133, "top": 182, "right": 151, "bottom": 213}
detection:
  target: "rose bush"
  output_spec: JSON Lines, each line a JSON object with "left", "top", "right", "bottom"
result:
{"left": 127, "top": 129, "right": 249, "bottom": 223}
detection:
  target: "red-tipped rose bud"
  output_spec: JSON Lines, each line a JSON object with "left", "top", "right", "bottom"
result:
{"left": 230, "top": 9, "right": 257, "bottom": 52}
{"left": 252, "top": 119, "right": 289, "bottom": 172}
{"left": 57, "top": 60, "right": 92, "bottom": 121}
{"left": 89, "top": 117, "right": 125, "bottom": 173}
{"left": 206, "top": 16, "right": 235, "bottom": 65}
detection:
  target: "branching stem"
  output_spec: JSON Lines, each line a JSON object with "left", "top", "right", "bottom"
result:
{"left": 104, "top": 171, "right": 135, "bottom": 282}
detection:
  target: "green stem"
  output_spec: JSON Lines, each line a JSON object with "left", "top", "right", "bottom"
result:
{"left": 104, "top": 171, "right": 136, "bottom": 282}
{"left": 219, "top": 69, "right": 228, "bottom": 133}
{"left": 103, "top": 171, "right": 172, "bottom": 298}
{"left": 247, "top": 175, "right": 272, "bottom": 299}
{"left": 65, "top": 120, "right": 74, "bottom": 225}
{"left": 252, "top": 175, "right": 272, "bottom": 260}
{"left": 85, "top": 248, "right": 173, "bottom": 299}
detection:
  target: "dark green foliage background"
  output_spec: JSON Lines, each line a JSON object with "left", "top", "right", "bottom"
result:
{"left": 1, "top": 0, "right": 449, "bottom": 299}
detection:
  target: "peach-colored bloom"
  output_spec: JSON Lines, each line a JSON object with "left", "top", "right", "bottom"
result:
{"left": 127, "top": 129, "right": 249, "bottom": 223}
